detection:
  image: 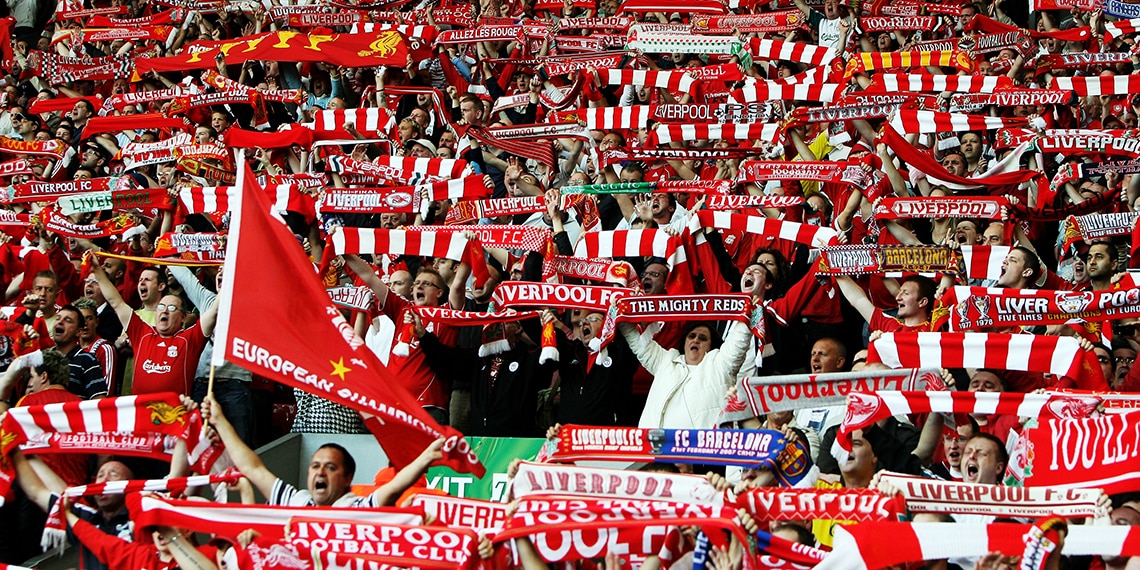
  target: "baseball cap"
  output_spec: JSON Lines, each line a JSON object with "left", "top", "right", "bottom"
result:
{"left": 405, "top": 138, "right": 437, "bottom": 156}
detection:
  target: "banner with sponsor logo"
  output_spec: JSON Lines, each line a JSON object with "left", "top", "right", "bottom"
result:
{"left": 942, "top": 285, "right": 1140, "bottom": 330}
{"left": 724, "top": 368, "right": 939, "bottom": 422}
{"left": 875, "top": 471, "right": 1106, "bottom": 518}
{"left": 425, "top": 437, "right": 545, "bottom": 502}
{"left": 1011, "top": 410, "right": 1140, "bottom": 494}
{"left": 873, "top": 197, "right": 1007, "bottom": 220}
{"left": 816, "top": 245, "right": 961, "bottom": 276}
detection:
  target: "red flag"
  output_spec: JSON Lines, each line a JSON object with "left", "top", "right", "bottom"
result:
{"left": 212, "top": 163, "right": 485, "bottom": 476}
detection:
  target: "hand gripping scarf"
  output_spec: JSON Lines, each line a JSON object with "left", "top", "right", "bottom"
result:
{"left": 0, "top": 393, "right": 221, "bottom": 505}
{"left": 868, "top": 332, "right": 1108, "bottom": 389}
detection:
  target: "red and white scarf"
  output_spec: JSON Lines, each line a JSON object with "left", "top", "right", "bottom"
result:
{"left": 859, "top": 15, "right": 937, "bottom": 31}
{"left": 889, "top": 109, "right": 1026, "bottom": 134}
{"left": 874, "top": 471, "right": 1106, "bottom": 518}
{"left": 407, "top": 494, "right": 508, "bottom": 536}
{"left": 412, "top": 224, "right": 549, "bottom": 252}
{"left": 725, "top": 368, "right": 939, "bottom": 422}
{"left": 735, "top": 487, "right": 905, "bottom": 523}
{"left": 310, "top": 108, "right": 395, "bottom": 135}
{"left": 331, "top": 228, "right": 470, "bottom": 262}
{"left": 864, "top": 72, "right": 1013, "bottom": 93}
{"left": 874, "top": 196, "right": 1006, "bottom": 220}
{"left": 833, "top": 390, "right": 1098, "bottom": 457}
{"left": 750, "top": 38, "right": 835, "bottom": 66}
{"left": 706, "top": 195, "right": 804, "bottom": 210}
{"left": 696, "top": 210, "right": 839, "bottom": 248}
{"left": 1064, "top": 211, "right": 1140, "bottom": 247}
{"left": 731, "top": 79, "right": 840, "bottom": 104}
{"left": 128, "top": 493, "right": 424, "bottom": 542}
{"left": 0, "top": 393, "right": 220, "bottom": 505}
{"left": 36, "top": 206, "right": 141, "bottom": 239}
{"left": 178, "top": 185, "right": 233, "bottom": 214}
{"left": 327, "top": 286, "right": 375, "bottom": 311}
{"left": 692, "top": 11, "right": 803, "bottom": 34}
{"left": 1051, "top": 74, "right": 1140, "bottom": 96}
{"left": 491, "top": 282, "right": 631, "bottom": 313}
{"left": 868, "top": 332, "right": 1106, "bottom": 388}
{"left": 445, "top": 196, "right": 546, "bottom": 223}
{"left": 1106, "top": 16, "right": 1140, "bottom": 39}
{"left": 651, "top": 123, "right": 782, "bottom": 144}
{"left": 735, "top": 160, "right": 871, "bottom": 187}
{"left": 57, "top": 187, "right": 172, "bottom": 216}
{"left": 152, "top": 232, "right": 225, "bottom": 261}
{"left": 289, "top": 519, "right": 478, "bottom": 570}
{"left": 959, "top": 245, "right": 1010, "bottom": 281}
{"left": 511, "top": 461, "right": 723, "bottom": 505}
{"left": 816, "top": 244, "right": 961, "bottom": 276}
{"left": 942, "top": 285, "right": 1140, "bottom": 331}
{"left": 574, "top": 228, "right": 679, "bottom": 264}
{"left": 411, "top": 306, "right": 542, "bottom": 326}
{"left": 319, "top": 187, "right": 416, "bottom": 214}
{"left": 598, "top": 68, "right": 695, "bottom": 93}
{"left": 822, "top": 522, "right": 1140, "bottom": 570}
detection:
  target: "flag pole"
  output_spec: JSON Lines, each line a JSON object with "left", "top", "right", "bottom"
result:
{"left": 207, "top": 364, "right": 215, "bottom": 398}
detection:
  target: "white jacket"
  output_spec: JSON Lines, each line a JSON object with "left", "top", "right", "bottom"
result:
{"left": 621, "top": 321, "right": 753, "bottom": 429}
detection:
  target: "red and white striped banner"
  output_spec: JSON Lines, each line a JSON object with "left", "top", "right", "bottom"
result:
{"left": 409, "top": 224, "right": 549, "bottom": 253}
{"left": 1105, "top": 17, "right": 1140, "bottom": 40}
{"left": 574, "top": 229, "right": 678, "bottom": 263}
{"left": 573, "top": 106, "right": 653, "bottom": 130}
{"left": 419, "top": 176, "right": 493, "bottom": 201}
{"left": 865, "top": 72, "right": 1013, "bottom": 93}
{"left": 750, "top": 38, "right": 835, "bottom": 65}
{"left": 732, "top": 80, "right": 840, "bottom": 103}
{"left": 178, "top": 185, "right": 233, "bottom": 214}
{"left": 1051, "top": 74, "right": 1140, "bottom": 97}
{"left": 331, "top": 228, "right": 471, "bottom": 261}
{"left": 695, "top": 210, "right": 839, "bottom": 248}
{"left": 651, "top": 123, "right": 782, "bottom": 144}
{"left": 821, "top": 522, "right": 1140, "bottom": 570}
{"left": 867, "top": 332, "right": 1106, "bottom": 387}
{"left": 598, "top": 68, "right": 695, "bottom": 93}
{"left": 959, "top": 245, "right": 1009, "bottom": 281}
{"left": 889, "top": 109, "right": 1026, "bottom": 134}
{"left": 311, "top": 108, "right": 395, "bottom": 134}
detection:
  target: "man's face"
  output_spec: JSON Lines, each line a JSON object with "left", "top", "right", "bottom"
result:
{"left": 968, "top": 371, "right": 1002, "bottom": 392}
{"left": 895, "top": 281, "right": 927, "bottom": 319}
{"left": 210, "top": 113, "right": 230, "bottom": 131}
{"left": 942, "top": 429, "right": 965, "bottom": 470}
{"left": 997, "top": 250, "right": 1029, "bottom": 288}
{"left": 155, "top": 295, "right": 185, "bottom": 336}
{"left": 70, "top": 102, "right": 90, "bottom": 121}
{"left": 576, "top": 312, "right": 604, "bottom": 343}
{"left": 619, "top": 168, "right": 643, "bottom": 184}
{"left": 79, "top": 308, "right": 97, "bottom": 342}
{"left": 1113, "top": 348, "right": 1135, "bottom": 388}
{"left": 389, "top": 270, "right": 411, "bottom": 299}
{"left": 642, "top": 263, "right": 668, "bottom": 294}
{"left": 408, "top": 143, "right": 433, "bottom": 158}
{"left": 94, "top": 461, "right": 131, "bottom": 510}
{"left": 460, "top": 101, "right": 481, "bottom": 126}
{"left": 31, "top": 276, "right": 58, "bottom": 309}
{"left": 81, "top": 146, "right": 104, "bottom": 169}
{"left": 840, "top": 429, "right": 876, "bottom": 482}
{"left": 410, "top": 108, "right": 429, "bottom": 129}
{"left": 411, "top": 272, "right": 445, "bottom": 307}
{"left": 1096, "top": 347, "right": 1114, "bottom": 382}
{"left": 810, "top": 340, "right": 845, "bottom": 373}
{"left": 398, "top": 121, "right": 416, "bottom": 142}
{"left": 941, "top": 154, "right": 966, "bottom": 176}
{"left": 823, "top": 0, "right": 840, "bottom": 19}
{"left": 52, "top": 309, "right": 82, "bottom": 346}
{"left": 138, "top": 269, "right": 165, "bottom": 303}
{"left": 194, "top": 127, "right": 213, "bottom": 144}
{"left": 1086, "top": 244, "right": 1117, "bottom": 280}
{"left": 982, "top": 223, "right": 1004, "bottom": 246}
{"left": 740, "top": 264, "right": 770, "bottom": 298}
{"left": 961, "top": 437, "right": 1004, "bottom": 484}
{"left": 379, "top": 213, "right": 403, "bottom": 229}
{"left": 439, "top": 132, "right": 457, "bottom": 150}
{"left": 307, "top": 447, "right": 351, "bottom": 506}
{"left": 650, "top": 194, "right": 673, "bottom": 220}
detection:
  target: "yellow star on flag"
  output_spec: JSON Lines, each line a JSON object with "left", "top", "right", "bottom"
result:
{"left": 330, "top": 357, "right": 352, "bottom": 381}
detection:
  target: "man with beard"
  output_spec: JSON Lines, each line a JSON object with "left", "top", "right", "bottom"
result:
{"left": 1084, "top": 241, "right": 1119, "bottom": 292}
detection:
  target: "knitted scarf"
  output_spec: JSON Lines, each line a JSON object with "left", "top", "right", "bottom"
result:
{"left": 545, "top": 255, "right": 637, "bottom": 284}
{"left": 561, "top": 180, "right": 730, "bottom": 196}
{"left": 942, "top": 285, "right": 1140, "bottom": 331}
{"left": 847, "top": 50, "right": 975, "bottom": 79}
{"left": 57, "top": 187, "right": 173, "bottom": 216}
{"left": 731, "top": 80, "right": 840, "bottom": 104}
{"left": 574, "top": 228, "right": 680, "bottom": 263}
{"left": 407, "top": 224, "right": 550, "bottom": 253}
{"left": 319, "top": 187, "right": 416, "bottom": 214}
{"left": 550, "top": 425, "right": 789, "bottom": 468}
{"left": 868, "top": 332, "right": 1107, "bottom": 389}
{"left": 832, "top": 390, "right": 1098, "bottom": 458}
{"left": 1032, "top": 132, "right": 1140, "bottom": 158}
{"left": 598, "top": 68, "right": 695, "bottom": 93}
{"left": 750, "top": 38, "right": 835, "bottom": 66}
{"left": 12, "top": 176, "right": 120, "bottom": 200}
{"left": 1063, "top": 212, "right": 1140, "bottom": 248}
{"left": 822, "top": 522, "right": 1140, "bottom": 570}
{"left": 493, "top": 497, "right": 744, "bottom": 560}
{"left": 0, "top": 393, "right": 220, "bottom": 505}
{"left": 816, "top": 244, "right": 961, "bottom": 276}
{"left": 725, "top": 368, "right": 939, "bottom": 421}
{"left": 1106, "top": 16, "right": 1140, "bottom": 39}
{"left": 42, "top": 470, "right": 242, "bottom": 553}
{"left": 178, "top": 185, "right": 233, "bottom": 214}
{"left": 735, "top": 487, "right": 905, "bottom": 523}
{"left": 692, "top": 11, "right": 803, "bottom": 34}
{"left": 510, "top": 461, "right": 723, "bottom": 505}
{"left": 696, "top": 211, "right": 839, "bottom": 248}
{"left": 152, "top": 232, "right": 225, "bottom": 261}
{"left": 36, "top": 206, "right": 141, "bottom": 239}
{"left": 706, "top": 195, "right": 804, "bottom": 210}
{"left": 864, "top": 72, "right": 1012, "bottom": 93}
{"left": 310, "top": 108, "right": 395, "bottom": 135}
{"left": 327, "top": 286, "right": 375, "bottom": 311}
{"left": 289, "top": 519, "right": 478, "bottom": 570}
{"left": 859, "top": 15, "right": 936, "bottom": 31}
{"left": 888, "top": 109, "right": 1026, "bottom": 134}
{"left": 785, "top": 101, "right": 901, "bottom": 126}
{"left": 874, "top": 197, "right": 1006, "bottom": 220}
{"left": 491, "top": 283, "right": 631, "bottom": 313}
{"left": 874, "top": 471, "right": 1106, "bottom": 518}
{"left": 735, "top": 160, "right": 871, "bottom": 187}
{"left": 1051, "top": 74, "right": 1140, "bottom": 96}
{"left": 411, "top": 307, "right": 542, "bottom": 326}
{"left": 331, "top": 228, "right": 470, "bottom": 261}
{"left": 128, "top": 494, "right": 424, "bottom": 542}
{"left": 407, "top": 494, "right": 507, "bottom": 535}
{"left": 959, "top": 245, "right": 1009, "bottom": 281}
{"left": 651, "top": 123, "right": 782, "bottom": 145}
{"left": 1012, "top": 409, "right": 1140, "bottom": 493}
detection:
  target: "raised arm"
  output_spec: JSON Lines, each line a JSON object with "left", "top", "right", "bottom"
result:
{"left": 89, "top": 255, "right": 133, "bottom": 329}
{"left": 200, "top": 393, "right": 278, "bottom": 500}
{"left": 834, "top": 275, "right": 877, "bottom": 324}
{"left": 344, "top": 254, "right": 390, "bottom": 307}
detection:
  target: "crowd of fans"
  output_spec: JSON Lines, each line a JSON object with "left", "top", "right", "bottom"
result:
{"left": 0, "top": 0, "right": 1138, "bottom": 567}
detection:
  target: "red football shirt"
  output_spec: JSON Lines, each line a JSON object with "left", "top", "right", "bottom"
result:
{"left": 125, "top": 313, "right": 207, "bottom": 396}
{"left": 380, "top": 292, "right": 456, "bottom": 410}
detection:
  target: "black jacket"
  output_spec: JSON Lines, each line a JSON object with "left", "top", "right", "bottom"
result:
{"left": 555, "top": 331, "right": 638, "bottom": 427}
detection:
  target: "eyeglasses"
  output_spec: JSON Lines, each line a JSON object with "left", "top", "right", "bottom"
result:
{"left": 576, "top": 316, "right": 603, "bottom": 327}
{"left": 11, "top": 114, "right": 30, "bottom": 123}
{"left": 643, "top": 270, "right": 666, "bottom": 279}
{"left": 1117, "top": 357, "right": 1136, "bottom": 365}
{"left": 1098, "top": 356, "right": 1112, "bottom": 364}
{"left": 1118, "top": 326, "right": 1138, "bottom": 336}
{"left": 156, "top": 303, "right": 182, "bottom": 313}
{"left": 412, "top": 280, "right": 441, "bottom": 289}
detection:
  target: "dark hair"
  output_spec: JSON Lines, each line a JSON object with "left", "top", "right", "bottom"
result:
{"left": 56, "top": 304, "right": 82, "bottom": 325}
{"left": 1089, "top": 240, "right": 1119, "bottom": 264}
{"left": 32, "top": 269, "right": 58, "bottom": 286}
{"left": 964, "top": 432, "right": 1009, "bottom": 471}
{"left": 140, "top": 266, "right": 168, "bottom": 289}
{"left": 900, "top": 275, "right": 937, "bottom": 313}
{"left": 972, "top": 369, "right": 1007, "bottom": 391}
{"left": 753, "top": 248, "right": 790, "bottom": 282}
{"left": 772, "top": 523, "right": 816, "bottom": 547}
{"left": 34, "top": 348, "right": 70, "bottom": 387}
{"left": 676, "top": 321, "right": 723, "bottom": 352}
{"left": 316, "top": 443, "right": 356, "bottom": 480}
{"left": 1012, "top": 246, "right": 1041, "bottom": 284}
